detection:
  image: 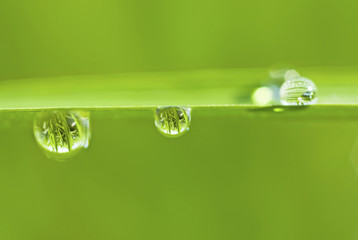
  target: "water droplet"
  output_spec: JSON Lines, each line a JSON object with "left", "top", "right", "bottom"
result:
{"left": 280, "top": 77, "right": 317, "bottom": 106}
{"left": 33, "top": 111, "right": 90, "bottom": 160}
{"left": 155, "top": 106, "right": 191, "bottom": 137}
{"left": 252, "top": 67, "right": 300, "bottom": 106}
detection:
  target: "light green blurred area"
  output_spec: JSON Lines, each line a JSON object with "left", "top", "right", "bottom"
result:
{"left": 0, "top": 67, "right": 357, "bottom": 109}
{"left": 1, "top": 0, "right": 358, "bottom": 80}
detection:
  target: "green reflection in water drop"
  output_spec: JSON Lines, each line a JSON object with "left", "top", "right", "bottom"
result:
{"left": 280, "top": 77, "right": 317, "bottom": 106}
{"left": 155, "top": 106, "right": 191, "bottom": 137}
{"left": 33, "top": 111, "right": 90, "bottom": 161}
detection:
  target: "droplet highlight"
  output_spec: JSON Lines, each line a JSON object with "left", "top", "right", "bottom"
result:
{"left": 33, "top": 111, "right": 90, "bottom": 160}
{"left": 155, "top": 106, "right": 191, "bottom": 137}
{"left": 251, "top": 85, "right": 280, "bottom": 105}
{"left": 280, "top": 77, "right": 317, "bottom": 106}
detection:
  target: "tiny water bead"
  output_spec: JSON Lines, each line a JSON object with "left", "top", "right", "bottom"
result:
{"left": 280, "top": 77, "right": 317, "bottom": 106}
{"left": 33, "top": 111, "right": 90, "bottom": 160}
{"left": 155, "top": 106, "right": 191, "bottom": 137}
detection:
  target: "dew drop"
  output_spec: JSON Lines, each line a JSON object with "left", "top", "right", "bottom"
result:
{"left": 280, "top": 77, "right": 317, "bottom": 106}
{"left": 155, "top": 106, "right": 191, "bottom": 137}
{"left": 33, "top": 111, "right": 90, "bottom": 160}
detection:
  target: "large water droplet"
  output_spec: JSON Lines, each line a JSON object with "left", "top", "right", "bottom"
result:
{"left": 155, "top": 106, "right": 191, "bottom": 137}
{"left": 33, "top": 111, "right": 90, "bottom": 160}
{"left": 280, "top": 77, "right": 317, "bottom": 106}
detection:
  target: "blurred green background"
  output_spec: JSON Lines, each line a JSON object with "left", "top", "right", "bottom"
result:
{"left": 1, "top": 108, "right": 358, "bottom": 240}
{"left": 2, "top": 1, "right": 358, "bottom": 239}
{"left": 1, "top": 0, "right": 358, "bottom": 80}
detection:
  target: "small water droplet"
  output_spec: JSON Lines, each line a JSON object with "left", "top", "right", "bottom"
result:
{"left": 155, "top": 106, "right": 191, "bottom": 137}
{"left": 280, "top": 77, "right": 317, "bottom": 106}
{"left": 33, "top": 111, "right": 90, "bottom": 160}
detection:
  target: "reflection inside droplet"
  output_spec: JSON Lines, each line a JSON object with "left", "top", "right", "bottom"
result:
{"left": 280, "top": 77, "right": 318, "bottom": 106}
{"left": 155, "top": 106, "right": 191, "bottom": 137}
{"left": 33, "top": 110, "right": 90, "bottom": 160}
